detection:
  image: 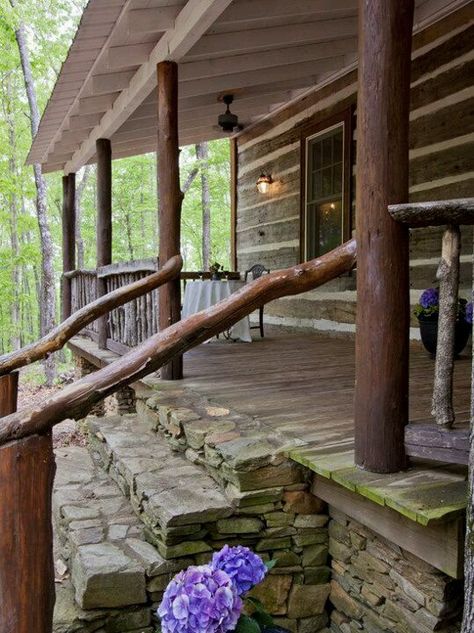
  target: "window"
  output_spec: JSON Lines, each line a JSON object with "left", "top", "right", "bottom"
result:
{"left": 302, "top": 110, "right": 352, "bottom": 260}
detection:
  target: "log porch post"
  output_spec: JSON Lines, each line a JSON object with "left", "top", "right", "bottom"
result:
{"left": 96, "top": 138, "right": 112, "bottom": 349}
{"left": 157, "top": 60, "right": 183, "bottom": 380}
{"left": 354, "top": 0, "right": 414, "bottom": 473}
{"left": 62, "top": 173, "right": 76, "bottom": 321}
{"left": 0, "top": 371, "right": 56, "bottom": 633}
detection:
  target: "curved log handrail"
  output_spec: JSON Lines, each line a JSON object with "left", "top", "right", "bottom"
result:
{"left": 0, "top": 239, "right": 356, "bottom": 445}
{"left": 388, "top": 198, "right": 474, "bottom": 227}
{"left": 0, "top": 255, "right": 182, "bottom": 377}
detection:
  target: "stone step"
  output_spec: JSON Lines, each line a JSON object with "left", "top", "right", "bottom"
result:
{"left": 53, "top": 444, "right": 195, "bottom": 627}
{"left": 83, "top": 413, "right": 333, "bottom": 629}
{"left": 85, "top": 414, "right": 235, "bottom": 559}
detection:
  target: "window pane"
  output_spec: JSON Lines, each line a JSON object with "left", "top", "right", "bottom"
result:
{"left": 312, "top": 141, "right": 322, "bottom": 170}
{"left": 312, "top": 170, "right": 322, "bottom": 200}
{"left": 305, "top": 123, "right": 346, "bottom": 259}
{"left": 322, "top": 137, "right": 332, "bottom": 167}
{"left": 333, "top": 132, "right": 343, "bottom": 162}
{"left": 317, "top": 200, "right": 343, "bottom": 255}
{"left": 321, "top": 167, "right": 332, "bottom": 198}
{"left": 333, "top": 162, "right": 343, "bottom": 195}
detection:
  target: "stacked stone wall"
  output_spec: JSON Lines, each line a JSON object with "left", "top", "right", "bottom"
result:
{"left": 131, "top": 390, "right": 334, "bottom": 632}
{"left": 328, "top": 508, "right": 463, "bottom": 633}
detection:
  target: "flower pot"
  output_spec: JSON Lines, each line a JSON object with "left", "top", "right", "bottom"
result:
{"left": 211, "top": 272, "right": 223, "bottom": 281}
{"left": 418, "top": 318, "right": 471, "bottom": 357}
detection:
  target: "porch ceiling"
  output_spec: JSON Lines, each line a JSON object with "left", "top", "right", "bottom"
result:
{"left": 27, "top": 0, "right": 469, "bottom": 174}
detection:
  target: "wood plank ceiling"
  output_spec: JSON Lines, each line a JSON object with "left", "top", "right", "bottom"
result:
{"left": 27, "top": 0, "right": 469, "bottom": 173}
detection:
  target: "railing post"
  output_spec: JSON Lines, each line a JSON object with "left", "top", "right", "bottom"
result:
{"left": 62, "top": 173, "right": 76, "bottom": 321}
{"left": 157, "top": 60, "right": 183, "bottom": 380}
{"left": 0, "top": 372, "right": 18, "bottom": 417}
{"left": 96, "top": 138, "right": 112, "bottom": 349}
{"left": 0, "top": 372, "right": 56, "bottom": 633}
{"left": 354, "top": 0, "right": 414, "bottom": 473}
{"left": 431, "top": 225, "right": 461, "bottom": 426}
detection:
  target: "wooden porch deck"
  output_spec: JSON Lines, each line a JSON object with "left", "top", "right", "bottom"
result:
{"left": 181, "top": 329, "right": 471, "bottom": 445}
{"left": 179, "top": 329, "right": 469, "bottom": 550}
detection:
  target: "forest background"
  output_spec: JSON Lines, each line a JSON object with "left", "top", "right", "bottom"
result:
{"left": 0, "top": 0, "right": 232, "bottom": 382}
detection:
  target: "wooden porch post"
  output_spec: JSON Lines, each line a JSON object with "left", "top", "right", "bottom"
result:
{"left": 0, "top": 372, "right": 18, "bottom": 417}
{"left": 62, "top": 173, "right": 76, "bottom": 321}
{"left": 157, "top": 60, "right": 183, "bottom": 380}
{"left": 354, "top": 0, "right": 414, "bottom": 473}
{"left": 96, "top": 138, "right": 112, "bottom": 349}
{"left": 0, "top": 372, "right": 56, "bottom": 633}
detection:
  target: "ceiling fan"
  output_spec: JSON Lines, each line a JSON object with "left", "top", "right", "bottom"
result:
{"left": 216, "top": 95, "right": 243, "bottom": 133}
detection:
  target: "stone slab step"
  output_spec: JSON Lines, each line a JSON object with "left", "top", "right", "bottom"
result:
{"left": 86, "top": 414, "right": 234, "bottom": 558}
{"left": 53, "top": 444, "right": 194, "bottom": 620}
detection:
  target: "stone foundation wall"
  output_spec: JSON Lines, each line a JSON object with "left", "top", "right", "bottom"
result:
{"left": 131, "top": 388, "right": 334, "bottom": 632}
{"left": 328, "top": 508, "right": 463, "bottom": 633}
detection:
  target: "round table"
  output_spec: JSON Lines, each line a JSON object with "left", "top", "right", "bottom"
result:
{"left": 182, "top": 280, "right": 252, "bottom": 342}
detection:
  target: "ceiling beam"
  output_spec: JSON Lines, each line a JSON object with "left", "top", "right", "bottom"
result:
{"left": 107, "top": 42, "right": 156, "bottom": 70}
{"left": 78, "top": 93, "right": 120, "bottom": 114}
{"left": 179, "top": 38, "right": 356, "bottom": 81}
{"left": 187, "top": 17, "right": 358, "bottom": 60}
{"left": 218, "top": 0, "right": 357, "bottom": 25}
{"left": 64, "top": 0, "right": 234, "bottom": 173}
{"left": 91, "top": 70, "right": 137, "bottom": 95}
{"left": 126, "top": 6, "right": 182, "bottom": 34}
{"left": 69, "top": 112, "right": 104, "bottom": 130}
{"left": 179, "top": 56, "right": 347, "bottom": 99}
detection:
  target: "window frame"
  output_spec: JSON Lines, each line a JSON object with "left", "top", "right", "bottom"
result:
{"left": 300, "top": 107, "right": 353, "bottom": 262}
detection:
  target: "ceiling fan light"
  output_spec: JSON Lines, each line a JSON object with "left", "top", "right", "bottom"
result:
{"left": 217, "top": 94, "right": 239, "bottom": 133}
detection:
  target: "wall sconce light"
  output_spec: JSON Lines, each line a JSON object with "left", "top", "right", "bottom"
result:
{"left": 256, "top": 173, "right": 273, "bottom": 194}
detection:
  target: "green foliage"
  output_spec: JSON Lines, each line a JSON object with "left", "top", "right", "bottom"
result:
{"left": 235, "top": 615, "right": 263, "bottom": 633}
{"left": 0, "top": 0, "right": 232, "bottom": 370}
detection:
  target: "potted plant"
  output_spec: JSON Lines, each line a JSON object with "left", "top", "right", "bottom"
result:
{"left": 158, "top": 545, "right": 290, "bottom": 633}
{"left": 414, "top": 287, "right": 472, "bottom": 357}
{"left": 210, "top": 261, "right": 224, "bottom": 281}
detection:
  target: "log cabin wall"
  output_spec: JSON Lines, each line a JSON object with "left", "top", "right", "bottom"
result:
{"left": 234, "top": 11, "right": 473, "bottom": 336}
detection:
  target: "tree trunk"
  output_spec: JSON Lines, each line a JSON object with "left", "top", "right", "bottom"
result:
{"left": 461, "top": 238, "right": 474, "bottom": 632}
{"left": 124, "top": 207, "right": 135, "bottom": 261}
{"left": 196, "top": 142, "right": 211, "bottom": 270}
{"left": 75, "top": 165, "right": 92, "bottom": 269}
{"left": 182, "top": 165, "right": 199, "bottom": 194}
{"left": 4, "top": 76, "right": 21, "bottom": 351}
{"left": 11, "top": 3, "right": 56, "bottom": 386}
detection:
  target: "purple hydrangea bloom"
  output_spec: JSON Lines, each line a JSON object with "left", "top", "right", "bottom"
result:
{"left": 466, "top": 302, "right": 473, "bottom": 324}
{"left": 419, "top": 288, "right": 439, "bottom": 309}
{"left": 211, "top": 545, "right": 267, "bottom": 596}
{"left": 158, "top": 565, "right": 242, "bottom": 633}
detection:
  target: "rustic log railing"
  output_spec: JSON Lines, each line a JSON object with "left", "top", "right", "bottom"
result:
{"left": 389, "top": 197, "right": 474, "bottom": 464}
{"left": 0, "top": 256, "right": 182, "bottom": 377}
{"left": 68, "top": 259, "right": 240, "bottom": 354}
{"left": 0, "top": 240, "right": 356, "bottom": 633}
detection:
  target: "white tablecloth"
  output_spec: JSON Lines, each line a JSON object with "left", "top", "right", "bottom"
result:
{"left": 182, "top": 280, "right": 252, "bottom": 342}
